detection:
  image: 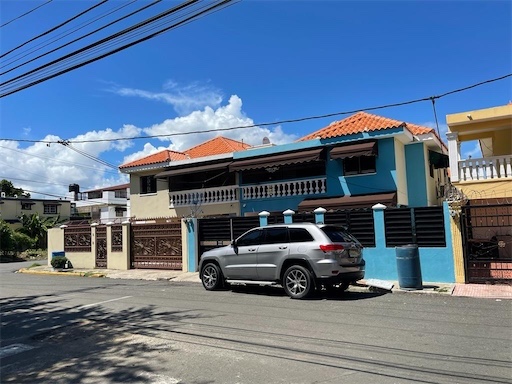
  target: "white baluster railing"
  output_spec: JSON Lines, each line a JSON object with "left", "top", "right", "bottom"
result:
{"left": 241, "top": 177, "right": 327, "bottom": 200}
{"left": 169, "top": 186, "right": 239, "bottom": 207}
{"left": 459, "top": 155, "right": 512, "bottom": 181}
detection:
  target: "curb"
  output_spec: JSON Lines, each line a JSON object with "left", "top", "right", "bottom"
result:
{"left": 18, "top": 268, "right": 106, "bottom": 278}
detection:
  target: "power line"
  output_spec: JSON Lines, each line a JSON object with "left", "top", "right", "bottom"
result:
{"left": 1, "top": 73, "right": 509, "bottom": 145}
{"left": 0, "top": 0, "right": 145, "bottom": 75}
{"left": 0, "top": 0, "right": 53, "bottom": 29}
{"left": 58, "top": 141, "right": 119, "bottom": 169}
{"left": 0, "top": 0, "right": 109, "bottom": 59}
{"left": 0, "top": 0, "right": 237, "bottom": 97}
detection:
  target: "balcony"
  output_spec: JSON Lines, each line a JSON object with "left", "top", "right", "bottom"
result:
{"left": 169, "top": 186, "right": 239, "bottom": 207}
{"left": 457, "top": 155, "right": 512, "bottom": 182}
{"left": 241, "top": 177, "right": 326, "bottom": 200}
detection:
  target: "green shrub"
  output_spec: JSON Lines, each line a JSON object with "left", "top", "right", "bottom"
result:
{"left": 12, "top": 232, "right": 36, "bottom": 252}
{"left": 51, "top": 256, "right": 68, "bottom": 269}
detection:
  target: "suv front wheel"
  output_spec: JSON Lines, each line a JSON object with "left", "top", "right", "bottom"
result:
{"left": 201, "top": 263, "right": 223, "bottom": 291}
{"left": 283, "top": 265, "right": 312, "bottom": 299}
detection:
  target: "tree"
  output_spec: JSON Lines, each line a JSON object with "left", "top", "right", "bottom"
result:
{"left": 17, "top": 213, "right": 60, "bottom": 249}
{"left": 0, "top": 179, "right": 30, "bottom": 198}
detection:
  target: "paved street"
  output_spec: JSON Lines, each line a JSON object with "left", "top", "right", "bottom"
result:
{"left": 1, "top": 265, "right": 511, "bottom": 384}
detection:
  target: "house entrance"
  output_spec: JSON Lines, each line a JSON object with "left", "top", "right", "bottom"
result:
{"left": 130, "top": 220, "right": 182, "bottom": 270}
{"left": 95, "top": 225, "right": 107, "bottom": 268}
{"left": 461, "top": 200, "right": 512, "bottom": 283}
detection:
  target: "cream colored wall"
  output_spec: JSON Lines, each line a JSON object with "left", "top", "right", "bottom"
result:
{"left": 0, "top": 199, "right": 71, "bottom": 221}
{"left": 106, "top": 225, "right": 130, "bottom": 270}
{"left": 174, "top": 202, "right": 240, "bottom": 218}
{"left": 394, "top": 139, "right": 409, "bottom": 206}
{"left": 424, "top": 146, "right": 439, "bottom": 206}
{"left": 448, "top": 204, "right": 466, "bottom": 283}
{"left": 456, "top": 180, "right": 512, "bottom": 199}
{"left": 47, "top": 227, "right": 64, "bottom": 267}
{"left": 130, "top": 174, "right": 171, "bottom": 219}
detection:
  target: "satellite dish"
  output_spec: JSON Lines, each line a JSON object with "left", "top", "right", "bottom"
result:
{"left": 262, "top": 137, "right": 270, "bottom": 145}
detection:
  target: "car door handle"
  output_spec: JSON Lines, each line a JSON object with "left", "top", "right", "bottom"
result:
{"left": 248, "top": 248, "right": 257, "bottom": 252}
{"left": 279, "top": 246, "right": 288, "bottom": 249}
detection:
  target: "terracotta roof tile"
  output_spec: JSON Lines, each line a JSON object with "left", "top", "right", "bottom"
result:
{"left": 185, "top": 136, "right": 251, "bottom": 158}
{"left": 299, "top": 111, "right": 435, "bottom": 141}
{"left": 119, "top": 149, "right": 188, "bottom": 169}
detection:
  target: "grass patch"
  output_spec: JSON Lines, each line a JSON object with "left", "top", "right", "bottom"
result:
{"left": 28, "top": 263, "right": 42, "bottom": 269}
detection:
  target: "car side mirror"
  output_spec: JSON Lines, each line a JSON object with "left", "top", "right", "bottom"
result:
{"left": 231, "top": 240, "right": 238, "bottom": 254}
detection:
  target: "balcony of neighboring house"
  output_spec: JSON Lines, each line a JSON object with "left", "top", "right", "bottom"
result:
{"left": 446, "top": 104, "right": 512, "bottom": 198}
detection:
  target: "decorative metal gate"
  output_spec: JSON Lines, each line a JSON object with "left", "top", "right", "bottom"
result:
{"left": 130, "top": 220, "right": 182, "bottom": 270}
{"left": 461, "top": 201, "right": 512, "bottom": 284}
{"left": 95, "top": 225, "right": 107, "bottom": 268}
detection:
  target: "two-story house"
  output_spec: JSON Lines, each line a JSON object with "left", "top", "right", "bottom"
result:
{"left": 121, "top": 111, "right": 448, "bottom": 220}
{"left": 446, "top": 104, "right": 512, "bottom": 284}
{"left": 0, "top": 195, "right": 71, "bottom": 229}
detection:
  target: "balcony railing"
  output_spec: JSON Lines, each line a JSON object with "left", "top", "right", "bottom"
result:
{"left": 169, "top": 186, "right": 239, "bottom": 207}
{"left": 458, "top": 155, "right": 512, "bottom": 182}
{"left": 242, "top": 177, "right": 326, "bottom": 200}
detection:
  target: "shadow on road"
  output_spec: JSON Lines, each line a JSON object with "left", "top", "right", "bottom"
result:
{"left": 0, "top": 292, "right": 208, "bottom": 383}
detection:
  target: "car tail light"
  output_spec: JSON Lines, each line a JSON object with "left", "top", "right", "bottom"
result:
{"left": 319, "top": 244, "right": 344, "bottom": 252}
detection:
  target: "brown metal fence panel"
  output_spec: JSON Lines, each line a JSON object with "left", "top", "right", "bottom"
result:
{"left": 95, "top": 226, "right": 107, "bottom": 268}
{"left": 64, "top": 226, "right": 92, "bottom": 253}
{"left": 131, "top": 221, "right": 182, "bottom": 270}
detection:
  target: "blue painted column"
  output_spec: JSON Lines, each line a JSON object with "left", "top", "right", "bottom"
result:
{"left": 283, "top": 209, "right": 295, "bottom": 224}
{"left": 314, "top": 207, "right": 326, "bottom": 224}
{"left": 259, "top": 211, "right": 270, "bottom": 226}
{"left": 185, "top": 218, "right": 198, "bottom": 272}
{"left": 372, "top": 203, "right": 387, "bottom": 248}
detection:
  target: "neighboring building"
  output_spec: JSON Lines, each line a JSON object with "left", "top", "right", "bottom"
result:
{"left": 445, "top": 104, "right": 512, "bottom": 284}
{"left": 119, "top": 136, "right": 251, "bottom": 218}
{"left": 0, "top": 195, "right": 71, "bottom": 229}
{"left": 71, "top": 183, "right": 130, "bottom": 223}
{"left": 446, "top": 104, "right": 512, "bottom": 198}
{"left": 120, "top": 112, "right": 448, "bottom": 219}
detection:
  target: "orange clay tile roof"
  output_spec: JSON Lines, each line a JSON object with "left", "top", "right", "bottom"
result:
{"left": 299, "top": 111, "right": 436, "bottom": 141}
{"left": 119, "top": 149, "right": 188, "bottom": 169}
{"left": 185, "top": 136, "right": 251, "bottom": 158}
{"left": 119, "top": 136, "right": 251, "bottom": 169}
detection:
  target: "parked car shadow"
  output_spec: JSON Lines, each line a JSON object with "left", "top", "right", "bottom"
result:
{"left": 227, "top": 284, "right": 389, "bottom": 300}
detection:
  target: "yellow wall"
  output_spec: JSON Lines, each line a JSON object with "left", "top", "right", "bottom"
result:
{"left": 455, "top": 180, "right": 512, "bottom": 199}
{"left": 0, "top": 199, "right": 71, "bottom": 222}
{"left": 394, "top": 139, "right": 409, "bottom": 206}
{"left": 448, "top": 204, "right": 466, "bottom": 283}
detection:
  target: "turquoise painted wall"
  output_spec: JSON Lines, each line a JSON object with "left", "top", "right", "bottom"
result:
{"left": 363, "top": 202, "right": 455, "bottom": 283}
{"left": 405, "top": 143, "right": 428, "bottom": 206}
{"left": 186, "top": 218, "right": 198, "bottom": 272}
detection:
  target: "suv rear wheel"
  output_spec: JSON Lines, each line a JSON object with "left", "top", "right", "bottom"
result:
{"left": 201, "top": 263, "right": 223, "bottom": 291}
{"left": 283, "top": 265, "right": 312, "bottom": 299}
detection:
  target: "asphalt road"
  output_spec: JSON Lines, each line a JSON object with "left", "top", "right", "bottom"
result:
{"left": 1, "top": 263, "right": 511, "bottom": 384}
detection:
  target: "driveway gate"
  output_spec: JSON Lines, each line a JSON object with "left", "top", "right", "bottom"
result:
{"left": 130, "top": 220, "right": 182, "bottom": 270}
{"left": 461, "top": 201, "right": 512, "bottom": 283}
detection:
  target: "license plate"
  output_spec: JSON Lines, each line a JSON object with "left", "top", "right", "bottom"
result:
{"left": 349, "top": 249, "right": 359, "bottom": 257}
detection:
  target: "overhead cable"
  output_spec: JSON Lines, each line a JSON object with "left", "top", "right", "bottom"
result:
{"left": 0, "top": 0, "right": 109, "bottom": 59}
{"left": 1, "top": 73, "right": 509, "bottom": 145}
{"left": 0, "top": 0, "right": 53, "bottom": 29}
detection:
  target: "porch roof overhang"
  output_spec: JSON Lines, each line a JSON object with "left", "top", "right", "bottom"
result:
{"left": 298, "top": 192, "right": 397, "bottom": 211}
{"left": 329, "top": 141, "right": 377, "bottom": 160}
{"left": 155, "top": 161, "right": 232, "bottom": 178}
{"left": 229, "top": 148, "right": 323, "bottom": 172}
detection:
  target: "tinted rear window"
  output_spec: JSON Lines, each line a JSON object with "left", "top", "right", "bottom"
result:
{"left": 264, "top": 227, "right": 289, "bottom": 244}
{"left": 321, "top": 226, "right": 359, "bottom": 243}
{"left": 289, "top": 228, "right": 314, "bottom": 243}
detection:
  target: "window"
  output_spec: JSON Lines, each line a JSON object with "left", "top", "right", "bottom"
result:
{"left": 115, "top": 207, "right": 126, "bottom": 217}
{"left": 237, "top": 229, "right": 264, "bottom": 246}
{"left": 140, "top": 175, "right": 157, "bottom": 194}
{"left": 21, "top": 203, "right": 32, "bottom": 210}
{"left": 115, "top": 190, "right": 127, "bottom": 198}
{"left": 343, "top": 155, "right": 376, "bottom": 175}
{"left": 44, "top": 204, "right": 58, "bottom": 215}
{"left": 263, "top": 227, "right": 288, "bottom": 244}
{"left": 321, "top": 226, "right": 359, "bottom": 243}
{"left": 289, "top": 228, "right": 314, "bottom": 243}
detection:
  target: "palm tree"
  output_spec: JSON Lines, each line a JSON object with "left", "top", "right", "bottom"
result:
{"left": 17, "top": 213, "right": 62, "bottom": 249}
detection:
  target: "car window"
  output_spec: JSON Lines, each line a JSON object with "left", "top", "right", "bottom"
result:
{"left": 263, "top": 227, "right": 288, "bottom": 244}
{"left": 321, "top": 226, "right": 359, "bottom": 243}
{"left": 236, "top": 229, "right": 264, "bottom": 246}
{"left": 289, "top": 228, "right": 314, "bottom": 243}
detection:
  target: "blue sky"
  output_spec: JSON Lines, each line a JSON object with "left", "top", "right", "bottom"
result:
{"left": 0, "top": 0, "right": 511, "bottom": 199}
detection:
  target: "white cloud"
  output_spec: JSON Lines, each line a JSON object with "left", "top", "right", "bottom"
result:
{"left": 111, "top": 80, "right": 223, "bottom": 115}
{"left": 142, "top": 95, "right": 297, "bottom": 151}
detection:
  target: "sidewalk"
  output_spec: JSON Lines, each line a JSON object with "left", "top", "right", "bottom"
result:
{"left": 17, "top": 266, "right": 512, "bottom": 299}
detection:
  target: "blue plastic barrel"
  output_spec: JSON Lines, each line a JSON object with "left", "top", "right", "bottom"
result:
{"left": 395, "top": 244, "right": 423, "bottom": 290}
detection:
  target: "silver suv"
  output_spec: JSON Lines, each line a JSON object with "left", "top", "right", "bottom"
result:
{"left": 199, "top": 223, "right": 365, "bottom": 299}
